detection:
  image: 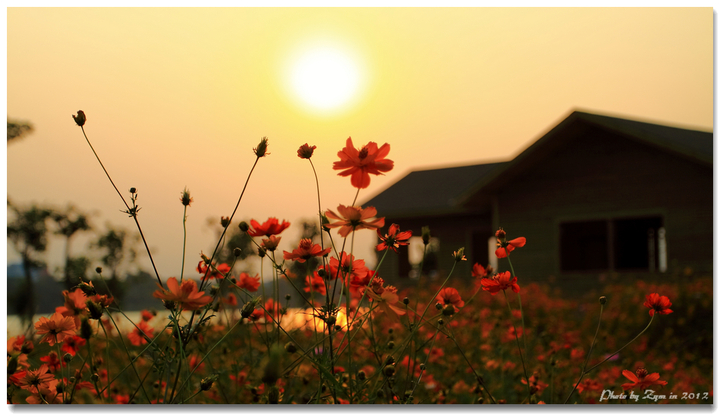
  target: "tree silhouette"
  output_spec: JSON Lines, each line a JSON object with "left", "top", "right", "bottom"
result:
{"left": 7, "top": 118, "right": 33, "bottom": 143}
{"left": 93, "top": 225, "right": 140, "bottom": 303}
{"left": 7, "top": 200, "right": 53, "bottom": 324}
{"left": 52, "top": 206, "right": 92, "bottom": 289}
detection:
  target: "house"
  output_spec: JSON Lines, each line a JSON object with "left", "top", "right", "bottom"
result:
{"left": 364, "top": 111, "right": 713, "bottom": 293}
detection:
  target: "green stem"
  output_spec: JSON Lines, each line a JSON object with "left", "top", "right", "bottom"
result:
{"left": 503, "top": 288, "right": 531, "bottom": 400}
{"left": 585, "top": 315, "right": 655, "bottom": 374}
{"left": 564, "top": 303, "right": 605, "bottom": 404}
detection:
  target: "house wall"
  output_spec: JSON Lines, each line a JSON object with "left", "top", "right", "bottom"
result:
{"left": 494, "top": 126, "right": 713, "bottom": 289}
{"left": 375, "top": 213, "right": 492, "bottom": 285}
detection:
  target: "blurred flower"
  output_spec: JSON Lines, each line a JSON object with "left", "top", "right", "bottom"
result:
{"left": 620, "top": 368, "right": 668, "bottom": 391}
{"left": 376, "top": 224, "right": 412, "bottom": 252}
{"left": 325, "top": 205, "right": 385, "bottom": 237}
{"left": 35, "top": 312, "right": 77, "bottom": 346}
{"left": 61, "top": 335, "right": 86, "bottom": 356}
{"left": 180, "top": 188, "right": 193, "bottom": 207}
{"left": 471, "top": 263, "right": 490, "bottom": 279}
{"left": 304, "top": 272, "right": 326, "bottom": 296}
{"left": 254, "top": 137, "right": 269, "bottom": 158}
{"left": 72, "top": 110, "right": 86, "bottom": 127}
{"left": 248, "top": 217, "right": 290, "bottom": 237}
{"left": 284, "top": 238, "right": 331, "bottom": 263}
{"left": 39, "top": 352, "right": 62, "bottom": 373}
{"left": 327, "top": 252, "right": 369, "bottom": 285}
{"left": 197, "top": 259, "right": 231, "bottom": 280}
{"left": 152, "top": 277, "right": 213, "bottom": 311}
{"left": 297, "top": 143, "right": 316, "bottom": 159}
{"left": 236, "top": 272, "right": 261, "bottom": 293}
{"left": 452, "top": 247, "right": 467, "bottom": 262}
{"left": 261, "top": 235, "right": 281, "bottom": 251}
{"left": 495, "top": 229, "right": 526, "bottom": 258}
{"left": 15, "top": 364, "right": 57, "bottom": 392}
{"left": 128, "top": 321, "right": 154, "bottom": 346}
{"left": 481, "top": 271, "right": 520, "bottom": 295}
{"left": 643, "top": 293, "right": 673, "bottom": 316}
{"left": 436, "top": 287, "right": 465, "bottom": 312}
{"left": 333, "top": 137, "right": 393, "bottom": 189}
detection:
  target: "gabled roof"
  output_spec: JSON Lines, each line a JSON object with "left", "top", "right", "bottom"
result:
{"left": 363, "top": 162, "right": 507, "bottom": 218}
{"left": 364, "top": 110, "right": 713, "bottom": 218}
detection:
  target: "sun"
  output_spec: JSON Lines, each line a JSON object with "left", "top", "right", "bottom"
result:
{"left": 287, "top": 45, "right": 363, "bottom": 112}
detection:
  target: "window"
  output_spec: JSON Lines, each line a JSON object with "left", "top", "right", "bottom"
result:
{"left": 560, "top": 216, "right": 664, "bottom": 273}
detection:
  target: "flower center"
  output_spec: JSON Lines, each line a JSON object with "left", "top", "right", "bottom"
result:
{"left": 358, "top": 147, "right": 369, "bottom": 159}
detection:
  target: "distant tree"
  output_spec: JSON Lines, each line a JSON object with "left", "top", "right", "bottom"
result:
{"left": 7, "top": 118, "right": 33, "bottom": 143}
{"left": 207, "top": 217, "right": 255, "bottom": 267}
{"left": 93, "top": 225, "right": 140, "bottom": 303}
{"left": 7, "top": 200, "right": 53, "bottom": 324}
{"left": 52, "top": 206, "right": 92, "bottom": 289}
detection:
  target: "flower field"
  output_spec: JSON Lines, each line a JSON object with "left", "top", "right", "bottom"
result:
{"left": 6, "top": 112, "right": 713, "bottom": 405}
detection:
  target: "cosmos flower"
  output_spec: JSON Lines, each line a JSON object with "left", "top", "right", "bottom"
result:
{"left": 436, "top": 287, "right": 465, "bottom": 312}
{"left": 333, "top": 137, "right": 394, "bottom": 189}
{"left": 620, "top": 368, "right": 668, "bottom": 391}
{"left": 480, "top": 271, "right": 520, "bottom": 295}
{"left": 153, "top": 277, "right": 213, "bottom": 311}
{"left": 35, "top": 312, "right": 77, "bottom": 346}
{"left": 643, "top": 293, "right": 673, "bottom": 316}
{"left": 248, "top": 217, "right": 290, "bottom": 237}
{"left": 325, "top": 205, "right": 385, "bottom": 238}
{"left": 283, "top": 238, "right": 331, "bottom": 263}
{"left": 376, "top": 224, "right": 412, "bottom": 253}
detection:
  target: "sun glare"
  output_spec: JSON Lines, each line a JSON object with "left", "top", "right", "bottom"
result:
{"left": 287, "top": 46, "right": 362, "bottom": 112}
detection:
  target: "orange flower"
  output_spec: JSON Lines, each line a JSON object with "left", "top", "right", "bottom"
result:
{"left": 327, "top": 252, "right": 369, "bottom": 284}
{"left": 261, "top": 235, "right": 282, "bottom": 251}
{"left": 128, "top": 321, "right": 154, "bottom": 346}
{"left": 471, "top": 263, "right": 490, "bottom": 279}
{"left": 152, "top": 277, "right": 213, "bottom": 311}
{"left": 304, "top": 272, "right": 326, "bottom": 296}
{"left": 35, "top": 312, "right": 77, "bottom": 346}
{"left": 480, "top": 271, "right": 520, "bottom": 295}
{"left": 283, "top": 238, "right": 331, "bottom": 263}
{"left": 376, "top": 224, "right": 412, "bottom": 253}
{"left": 248, "top": 217, "right": 290, "bottom": 237}
{"left": 333, "top": 137, "right": 394, "bottom": 189}
{"left": 60, "top": 335, "right": 86, "bottom": 356}
{"left": 324, "top": 205, "right": 385, "bottom": 238}
{"left": 15, "top": 364, "right": 57, "bottom": 392}
{"left": 57, "top": 288, "right": 89, "bottom": 329}
{"left": 643, "top": 293, "right": 673, "bottom": 316}
{"left": 236, "top": 272, "right": 261, "bottom": 292}
{"left": 364, "top": 280, "right": 406, "bottom": 322}
{"left": 495, "top": 236, "right": 526, "bottom": 259}
{"left": 436, "top": 287, "right": 464, "bottom": 312}
{"left": 197, "top": 259, "right": 231, "bottom": 280}
{"left": 621, "top": 368, "right": 668, "bottom": 391}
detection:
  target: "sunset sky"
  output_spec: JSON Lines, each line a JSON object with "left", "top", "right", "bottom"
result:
{"left": 6, "top": 7, "right": 713, "bottom": 279}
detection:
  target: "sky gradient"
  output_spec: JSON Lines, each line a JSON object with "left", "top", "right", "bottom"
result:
{"left": 6, "top": 7, "right": 713, "bottom": 279}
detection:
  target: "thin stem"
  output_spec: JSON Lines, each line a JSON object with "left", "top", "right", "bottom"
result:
{"left": 503, "top": 288, "right": 531, "bottom": 399}
{"left": 564, "top": 303, "right": 605, "bottom": 404}
{"left": 180, "top": 205, "right": 188, "bottom": 279}
{"left": 585, "top": 315, "right": 655, "bottom": 374}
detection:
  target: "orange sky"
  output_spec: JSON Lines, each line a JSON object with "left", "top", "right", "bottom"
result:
{"left": 6, "top": 7, "right": 714, "bottom": 278}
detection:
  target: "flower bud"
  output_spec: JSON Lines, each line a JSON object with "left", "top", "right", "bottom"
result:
{"left": 453, "top": 247, "right": 466, "bottom": 262}
{"left": 233, "top": 247, "right": 242, "bottom": 257}
{"left": 317, "top": 268, "right": 327, "bottom": 279}
{"left": 325, "top": 316, "right": 336, "bottom": 326}
{"left": 442, "top": 304, "right": 456, "bottom": 317}
{"left": 254, "top": 137, "right": 269, "bottom": 158}
{"left": 95, "top": 267, "right": 102, "bottom": 274}
{"left": 200, "top": 374, "right": 217, "bottom": 391}
{"left": 386, "top": 341, "right": 395, "bottom": 350}
{"left": 495, "top": 228, "right": 506, "bottom": 240}
{"left": 383, "top": 364, "right": 395, "bottom": 377}
{"left": 180, "top": 188, "right": 193, "bottom": 207}
{"left": 72, "top": 110, "right": 86, "bottom": 127}
{"left": 239, "top": 221, "right": 250, "bottom": 232}
{"left": 403, "top": 297, "right": 409, "bottom": 305}
{"left": 257, "top": 248, "right": 266, "bottom": 258}
{"left": 357, "top": 370, "right": 366, "bottom": 380}
{"left": 285, "top": 342, "right": 297, "bottom": 354}
{"left": 435, "top": 302, "right": 443, "bottom": 311}
{"left": 285, "top": 294, "right": 291, "bottom": 301}
{"left": 7, "top": 356, "right": 18, "bottom": 375}
{"left": 63, "top": 353, "right": 73, "bottom": 363}
{"left": 220, "top": 217, "right": 231, "bottom": 228}
{"left": 241, "top": 300, "right": 257, "bottom": 318}
{"left": 77, "top": 281, "right": 96, "bottom": 296}
{"left": 599, "top": 296, "right": 607, "bottom": 305}
{"left": 421, "top": 226, "right": 431, "bottom": 245}
{"left": 419, "top": 363, "right": 426, "bottom": 371}
{"left": 86, "top": 300, "right": 103, "bottom": 320}
{"left": 384, "top": 355, "right": 395, "bottom": 366}
{"left": 129, "top": 187, "right": 137, "bottom": 194}
{"left": 267, "top": 385, "right": 280, "bottom": 404}
{"left": 80, "top": 317, "right": 93, "bottom": 340}
{"left": 438, "top": 318, "right": 445, "bottom": 326}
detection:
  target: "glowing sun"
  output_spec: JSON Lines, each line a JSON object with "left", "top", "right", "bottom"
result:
{"left": 287, "top": 46, "right": 362, "bottom": 112}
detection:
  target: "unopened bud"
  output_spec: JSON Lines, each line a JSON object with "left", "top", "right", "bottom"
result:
{"left": 86, "top": 300, "right": 103, "bottom": 320}
{"left": 317, "top": 268, "right": 327, "bottom": 279}
{"left": 63, "top": 353, "right": 73, "bottom": 363}
{"left": 233, "top": 247, "right": 242, "bottom": 257}
{"left": 80, "top": 317, "right": 93, "bottom": 340}
{"left": 442, "top": 304, "right": 456, "bottom": 317}
{"left": 599, "top": 296, "right": 607, "bottom": 305}
{"left": 419, "top": 363, "right": 426, "bottom": 371}
{"left": 95, "top": 267, "right": 102, "bottom": 274}
{"left": 357, "top": 370, "right": 366, "bottom": 380}
{"left": 325, "top": 316, "right": 336, "bottom": 326}
{"left": 129, "top": 187, "right": 136, "bottom": 194}
{"left": 258, "top": 248, "right": 266, "bottom": 258}
{"left": 180, "top": 188, "right": 193, "bottom": 207}
{"left": 72, "top": 110, "right": 86, "bottom": 127}
{"left": 220, "top": 217, "right": 231, "bottom": 228}
{"left": 285, "top": 342, "right": 297, "bottom": 354}
{"left": 438, "top": 318, "right": 445, "bottom": 326}
{"left": 200, "top": 374, "right": 217, "bottom": 391}
{"left": 435, "top": 302, "right": 443, "bottom": 311}
{"left": 403, "top": 297, "right": 409, "bottom": 305}
{"left": 239, "top": 221, "right": 250, "bottom": 232}
{"left": 241, "top": 300, "right": 257, "bottom": 318}
{"left": 285, "top": 294, "right": 291, "bottom": 301}
{"left": 254, "top": 137, "right": 269, "bottom": 158}
{"left": 77, "top": 281, "right": 96, "bottom": 296}
{"left": 267, "top": 385, "right": 280, "bottom": 404}
{"left": 386, "top": 341, "right": 395, "bottom": 350}
{"left": 383, "top": 364, "right": 395, "bottom": 377}
{"left": 384, "top": 355, "right": 395, "bottom": 366}
{"left": 421, "top": 226, "right": 431, "bottom": 245}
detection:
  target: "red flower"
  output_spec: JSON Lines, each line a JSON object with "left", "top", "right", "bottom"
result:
{"left": 197, "top": 259, "right": 231, "bottom": 280}
{"left": 15, "top": 364, "right": 57, "bottom": 392}
{"left": 327, "top": 252, "right": 370, "bottom": 285}
{"left": 297, "top": 143, "right": 316, "bottom": 159}
{"left": 495, "top": 236, "right": 526, "bottom": 258}
{"left": 333, "top": 137, "right": 394, "bottom": 189}
{"left": 480, "top": 271, "right": 520, "bottom": 295}
{"left": 35, "top": 312, "right": 77, "bottom": 346}
{"left": 153, "top": 277, "right": 213, "bottom": 311}
{"left": 248, "top": 217, "right": 290, "bottom": 237}
{"left": 61, "top": 335, "right": 86, "bottom": 356}
{"left": 471, "top": 263, "right": 490, "bottom": 279}
{"left": 39, "top": 352, "right": 62, "bottom": 373}
{"left": 261, "top": 235, "right": 282, "bottom": 251}
{"left": 325, "top": 205, "right": 385, "bottom": 238}
{"left": 436, "top": 287, "right": 465, "bottom": 312}
{"left": 304, "top": 272, "right": 326, "bottom": 296}
{"left": 236, "top": 272, "right": 261, "bottom": 293}
{"left": 283, "top": 238, "right": 331, "bottom": 263}
{"left": 643, "top": 293, "right": 673, "bottom": 316}
{"left": 128, "top": 321, "right": 154, "bottom": 346}
{"left": 141, "top": 309, "right": 155, "bottom": 322}
{"left": 621, "top": 368, "right": 668, "bottom": 391}
{"left": 376, "top": 224, "right": 412, "bottom": 252}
